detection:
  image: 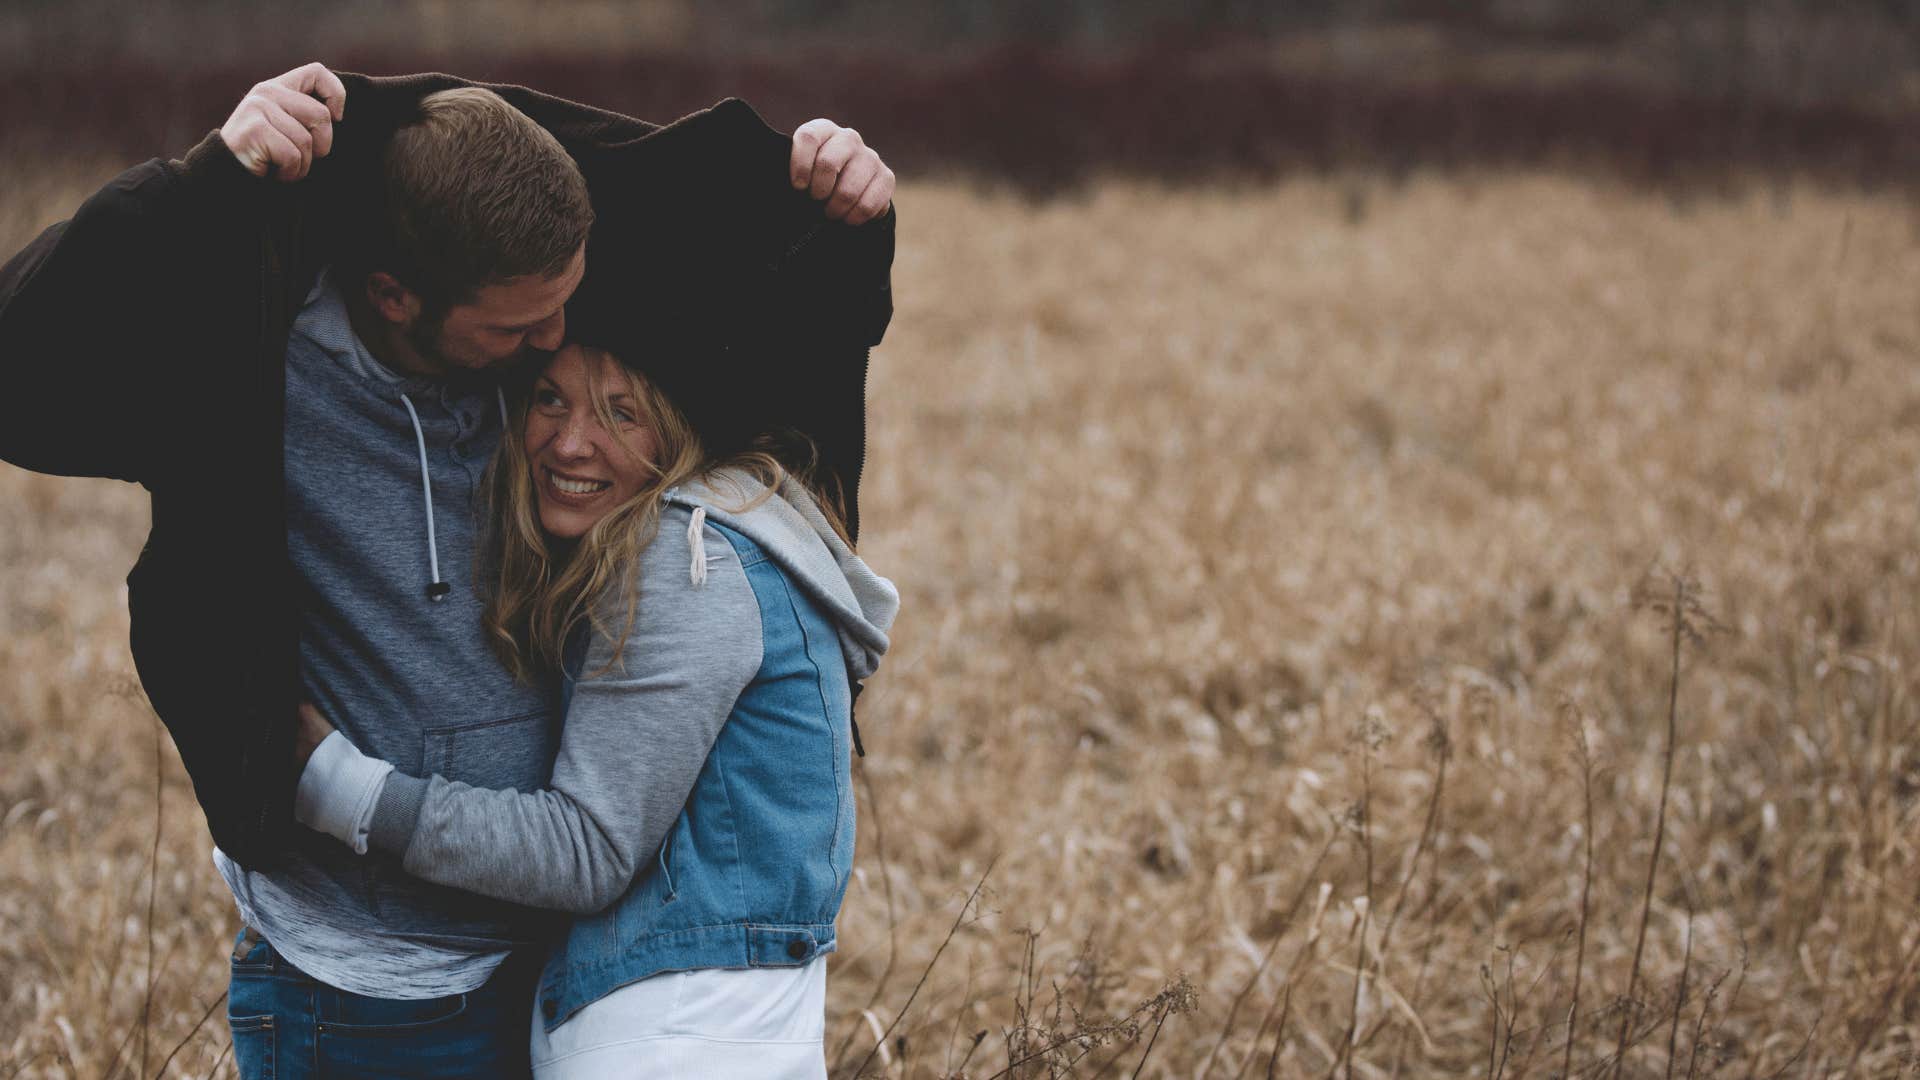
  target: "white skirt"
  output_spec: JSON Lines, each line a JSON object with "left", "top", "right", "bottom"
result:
{"left": 530, "top": 958, "right": 828, "bottom": 1079}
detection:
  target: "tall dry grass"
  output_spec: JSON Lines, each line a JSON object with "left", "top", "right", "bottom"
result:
{"left": 1, "top": 162, "right": 1917, "bottom": 1076}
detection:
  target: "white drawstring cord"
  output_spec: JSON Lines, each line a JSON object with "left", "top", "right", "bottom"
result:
{"left": 687, "top": 506, "right": 708, "bottom": 586}
{"left": 496, "top": 387, "right": 510, "bottom": 429}
{"left": 399, "top": 393, "right": 450, "bottom": 602}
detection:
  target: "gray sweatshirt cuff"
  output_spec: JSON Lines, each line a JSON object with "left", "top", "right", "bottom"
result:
{"left": 368, "top": 772, "right": 430, "bottom": 857}
{"left": 293, "top": 731, "right": 394, "bottom": 855}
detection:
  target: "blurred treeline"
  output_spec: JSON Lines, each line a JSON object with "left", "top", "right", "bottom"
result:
{"left": 3, "top": 0, "right": 1917, "bottom": 189}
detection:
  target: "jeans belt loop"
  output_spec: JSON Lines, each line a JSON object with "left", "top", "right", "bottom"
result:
{"left": 231, "top": 925, "right": 264, "bottom": 964}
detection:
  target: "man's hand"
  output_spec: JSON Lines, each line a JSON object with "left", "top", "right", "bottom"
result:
{"left": 220, "top": 62, "right": 348, "bottom": 182}
{"left": 294, "top": 702, "right": 337, "bottom": 772}
{"left": 790, "top": 119, "right": 894, "bottom": 225}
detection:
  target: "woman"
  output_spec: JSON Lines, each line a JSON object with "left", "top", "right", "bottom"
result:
{"left": 292, "top": 339, "right": 897, "bottom": 1078}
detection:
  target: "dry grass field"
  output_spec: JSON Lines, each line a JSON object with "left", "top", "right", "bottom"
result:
{"left": 2, "top": 162, "right": 1918, "bottom": 1077}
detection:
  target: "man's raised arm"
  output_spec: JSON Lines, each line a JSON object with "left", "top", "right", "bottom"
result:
{"left": 0, "top": 64, "right": 345, "bottom": 484}
{"left": 0, "top": 158, "right": 191, "bottom": 483}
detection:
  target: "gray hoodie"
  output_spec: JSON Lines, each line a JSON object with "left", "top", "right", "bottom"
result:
{"left": 296, "top": 471, "right": 897, "bottom": 914}
{"left": 221, "top": 271, "right": 555, "bottom": 1000}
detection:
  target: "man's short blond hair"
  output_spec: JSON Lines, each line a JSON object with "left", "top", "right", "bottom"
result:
{"left": 376, "top": 87, "right": 593, "bottom": 310}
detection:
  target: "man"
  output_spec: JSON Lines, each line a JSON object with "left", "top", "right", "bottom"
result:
{"left": 0, "top": 62, "right": 895, "bottom": 1074}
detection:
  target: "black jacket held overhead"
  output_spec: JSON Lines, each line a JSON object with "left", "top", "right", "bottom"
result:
{"left": 0, "top": 73, "right": 895, "bottom": 869}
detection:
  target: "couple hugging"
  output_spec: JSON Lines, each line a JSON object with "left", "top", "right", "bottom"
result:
{"left": 0, "top": 61, "right": 900, "bottom": 1077}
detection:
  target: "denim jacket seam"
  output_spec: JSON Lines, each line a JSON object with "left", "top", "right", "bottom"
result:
{"left": 764, "top": 561, "right": 848, "bottom": 886}
{"left": 709, "top": 524, "right": 764, "bottom": 914}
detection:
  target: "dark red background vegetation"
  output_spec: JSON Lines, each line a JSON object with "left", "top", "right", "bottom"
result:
{"left": 7, "top": 40, "right": 1917, "bottom": 193}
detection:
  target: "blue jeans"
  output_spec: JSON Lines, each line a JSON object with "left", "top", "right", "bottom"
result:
{"left": 226, "top": 928, "right": 538, "bottom": 1079}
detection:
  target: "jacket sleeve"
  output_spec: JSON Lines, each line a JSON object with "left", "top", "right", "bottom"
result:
{"left": 304, "top": 511, "right": 763, "bottom": 914}
{"left": 0, "top": 132, "right": 258, "bottom": 483}
{"left": 783, "top": 201, "right": 896, "bottom": 349}
{"left": 775, "top": 199, "right": 895, "bottom": 542}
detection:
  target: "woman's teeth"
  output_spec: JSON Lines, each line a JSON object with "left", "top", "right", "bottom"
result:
{"left": 549, "top": 471, "right": 611, "bottom": 495}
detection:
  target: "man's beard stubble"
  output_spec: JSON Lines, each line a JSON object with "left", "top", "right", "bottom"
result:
{"left": 405, "top": 309, "right": 549, "bottom": 386}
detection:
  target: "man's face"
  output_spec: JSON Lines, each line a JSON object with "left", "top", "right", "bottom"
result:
{"left": 408, "top": 244, "right": 587, "bottom": 376}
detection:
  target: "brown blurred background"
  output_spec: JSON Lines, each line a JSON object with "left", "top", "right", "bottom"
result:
{"left": 6, "top": 5, "right": 1920, "bottom": 1077}
{"left": 4, "top": 0, "right": 1918, "bottom": 190}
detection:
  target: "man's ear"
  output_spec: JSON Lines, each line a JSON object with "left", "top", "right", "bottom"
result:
{"left": 364, "top": 272, "right": 423, "bottom": 327}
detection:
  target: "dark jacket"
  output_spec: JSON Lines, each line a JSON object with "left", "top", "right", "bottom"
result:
{"left": 0, "top": 73, "right": 894, "bottom": 870}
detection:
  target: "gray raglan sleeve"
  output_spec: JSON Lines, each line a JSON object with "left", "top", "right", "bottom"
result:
{"left": 360, "top": 514, "right": 762, "bottom": 914}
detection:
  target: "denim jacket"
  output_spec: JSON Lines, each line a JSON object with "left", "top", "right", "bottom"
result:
{"left": 297, "top": 474, "right": 896, "bottom": 1028}
{"left": 536, "top": 517, "right": 863, "bottom": 1029}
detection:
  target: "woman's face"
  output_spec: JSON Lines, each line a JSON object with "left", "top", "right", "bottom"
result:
{"left": 524, "top": 344, "right": 660, "bottom": 540}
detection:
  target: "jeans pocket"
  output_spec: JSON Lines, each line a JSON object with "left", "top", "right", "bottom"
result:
{"left": 227, "top": 1014, "right": 275, "bottom": 1079}
{"left": 318, "top": 992, "right": 469, "bottom": 1038}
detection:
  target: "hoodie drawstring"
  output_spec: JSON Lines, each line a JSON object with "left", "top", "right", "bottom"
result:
{"left": 687, "top": 506, "right": 709, "bottom": 586}
{"left": 399, "top": 393, "right": 450, "bottom": 602}
{"left": 400, "top": 387, "right": 512, "bottom": 603}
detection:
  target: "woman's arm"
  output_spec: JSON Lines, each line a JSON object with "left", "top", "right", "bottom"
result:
{"left": 297, "top": 510, "right": 762, "bottom": 913}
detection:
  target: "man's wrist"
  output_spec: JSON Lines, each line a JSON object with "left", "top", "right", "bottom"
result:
{"left": 175, "top": 130, "right": 272, "bottom": 202}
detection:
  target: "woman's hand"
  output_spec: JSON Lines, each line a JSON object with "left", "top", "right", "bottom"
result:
{"left": 294, "top": 702, "right": 338, "bottom": 772}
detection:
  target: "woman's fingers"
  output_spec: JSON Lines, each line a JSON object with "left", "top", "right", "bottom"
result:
{"left": 296, "top": 702, "right": 333, "bottom": 736}
{"left": 293, "top": 703, "right": 335, "bottom": 770}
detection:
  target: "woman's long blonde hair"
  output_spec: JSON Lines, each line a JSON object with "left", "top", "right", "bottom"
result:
{"left": 480, "top": 345, "right": 849, "bottom": 681}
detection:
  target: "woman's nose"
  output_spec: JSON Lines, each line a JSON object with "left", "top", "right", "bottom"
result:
{"left": 554, "top": 415, "right": 594, "bottom": 458}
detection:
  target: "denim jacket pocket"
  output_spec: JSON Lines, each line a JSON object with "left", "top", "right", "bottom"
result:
{"left": 657, "top": 827, "right": 678, "bottom": 902}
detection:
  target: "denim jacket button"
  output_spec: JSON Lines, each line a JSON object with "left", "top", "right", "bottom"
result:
{"left": 542, "top": 998, "right": 559, "bottom": 1020}
{"left": 787, "top": 939, "right": 809, "bottom": 960}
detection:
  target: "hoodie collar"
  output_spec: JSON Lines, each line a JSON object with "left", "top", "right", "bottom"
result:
{"left": 295, "top": 267, "right": 437, "bottom": 395}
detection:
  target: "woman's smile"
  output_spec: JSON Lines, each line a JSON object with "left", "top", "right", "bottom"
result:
{"left": 542, "top": 466, "right": 613, "bottom": 499}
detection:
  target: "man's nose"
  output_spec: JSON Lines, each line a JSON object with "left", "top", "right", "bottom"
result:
{"left": 528, "top": 309, "right": 565, "bottom": 353}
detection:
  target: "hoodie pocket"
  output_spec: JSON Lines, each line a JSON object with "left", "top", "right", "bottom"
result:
{"left": 421, "top": 709, "right": 557, "bottom": 792}
{"left": 363, "top": 709, "right": 559, "bottom": 925}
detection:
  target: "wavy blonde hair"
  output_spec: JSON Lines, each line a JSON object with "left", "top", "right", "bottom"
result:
{"left": 481, "top": 345, "right": 850, "bottom": 681}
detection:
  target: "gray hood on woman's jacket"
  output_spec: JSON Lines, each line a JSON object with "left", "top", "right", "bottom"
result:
{"left": 666, "top": 469, "right": 897, "bottom": 682}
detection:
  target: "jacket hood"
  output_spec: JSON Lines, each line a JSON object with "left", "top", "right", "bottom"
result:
{"left": 666, "top": 469, "right": 897, "bottom": 682}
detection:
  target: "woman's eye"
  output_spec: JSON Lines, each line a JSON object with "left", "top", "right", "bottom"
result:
{"left": 533, "top": 388, "right": 564, "bottom": 409}
{"left": 613, "top": 408, "right": 637, "bottom": 425}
